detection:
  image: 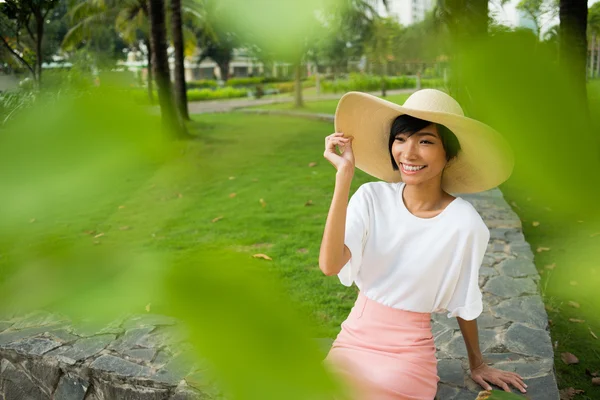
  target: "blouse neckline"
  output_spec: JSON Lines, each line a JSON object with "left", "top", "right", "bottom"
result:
{"left": 396, "top": 182, "right": 461, "bottom": 222}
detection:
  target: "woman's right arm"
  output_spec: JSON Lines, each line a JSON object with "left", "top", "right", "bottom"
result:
{"left": 318, "top": 132, "right": 355, "bottom": 276}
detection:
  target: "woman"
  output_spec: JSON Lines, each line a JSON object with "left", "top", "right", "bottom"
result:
{"left": 319, "top": 89, "right": 527, "bottom": 400}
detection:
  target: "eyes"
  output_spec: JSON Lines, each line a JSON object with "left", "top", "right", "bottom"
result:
{"left": 394, "top": 137, "right": 434, "bottom": 145}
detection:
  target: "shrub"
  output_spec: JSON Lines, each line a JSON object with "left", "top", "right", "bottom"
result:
{"left": 225, "top": 77, "right": 264, "bottom": 87}
{"left": 187, "top": 87, "right": 248, "bottom": 101}
{"left": 187, "top": 80, "right": 218, "bottom": 90}
{"left": 320, "top": 73, "right": 445, "bottom": 93}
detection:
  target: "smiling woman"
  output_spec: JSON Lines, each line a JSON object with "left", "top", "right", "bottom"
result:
{"left": 319, "top": 89, "right": 525, "bottom": 399}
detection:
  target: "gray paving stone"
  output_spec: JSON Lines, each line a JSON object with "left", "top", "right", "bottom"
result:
{"left": 492, "top": 358, "right": 554, "bottom": 379}
{"left": 0, "top": 325, "right": 60, "bottom": 346}
{"left": 522, "top": 373, "right": 560, "bottom": 400}
{"left": 509, "top": 243, "right": 535, "bottom": 259}
{"left": 504, "top": 323, "right": 554, "bottom": 358}
{"left": 431, "top": 313, "right": 459, "bottom": 330}
{"left": 498, "top": 258, "right": 538, "bottom": 278}
{"left": 10, "top": 311, "right": 67, "bottom": 330}
{"left": 435, "top": 383, "right": 459, "bottom": 399}
{"left": 123, "top": 348, "right": 157, "bottom": 362}
{"left": 483, "top": 276, "right": 537, "bottom": 298}
{"left": 109, "top": 326, "right": 155, "bottom": 352}
{"left": 90, "top": 354, "right": 152, "bottom": 377}
{"left": 47, "top": 334, "right": 115, "bottom": 365}
{"left": 445, "top": 329, "right": 498, "bottom": 358}
{"left": 44, "top": 328, "right": 79, "bottom": 343}
{"left": 123, "top": 314, "right": 178, "bottom": 330}
{"left": 433, "top": 328, "right": 454, "bottom": 347}
{"left": 437, "top": 359, "right": 465, "bottom": 386}
{"left": 476, "top": 313, "right": 509, "bottom": 328}
{"left": 479, "top": 266, "right": 498, "bottom": 277}
{"left": 0, "top": 358, "right": 51, "bottom": 400}
{"left": 2, "top": 337, "right": 62, "bottom": 356}
{"left": 54, "top": 374, "right": 89, "bottom": 400}
{"left": 491, "top": 296, "right": 548, "bottom": 330}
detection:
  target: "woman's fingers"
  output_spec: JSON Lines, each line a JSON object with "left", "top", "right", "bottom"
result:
{"left": 472, "top": 376, "right": 492, "bottom": 391}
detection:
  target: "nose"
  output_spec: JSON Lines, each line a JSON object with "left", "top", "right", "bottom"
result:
{"left": 403, "top": 139, "right": 418, "bottom": 160}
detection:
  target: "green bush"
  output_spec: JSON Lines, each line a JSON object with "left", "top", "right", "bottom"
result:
{"left": 226, "top": 77, "right": 264, "bottom": 87}
{"left": 320, "top": 73, "right": 445, "bottom": 93}
{"left": 187, "top": 87, "right": 248, "bottom": 101}
{"left": 187, "top": 80, "right": 218, "bottom": 90}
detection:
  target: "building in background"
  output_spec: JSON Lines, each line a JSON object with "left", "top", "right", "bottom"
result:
{"left": 372, "top": 0, "right": 435, "bottom": 26}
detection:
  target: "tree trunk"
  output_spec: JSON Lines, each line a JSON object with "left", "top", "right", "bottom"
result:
{"left": 147, "top": 0, "right": 189, "bottom": 139}
{"left": 293, "top": 64, "right": 304, "bottom": 108}
{"left": 145, "top": 38, "right": 155, "bottom": 104}
{"left": 596, "top": 39, "right": 600, "bottom": 78}
{"left": 218, "top": 62, "right": 230, "bottom": 82}
{"left": 559, "top": 0, "right": 588, "bottom": 101}
{"left": 35, "top": 13, "right": 44, "bottom": 86}
{"left": 170, "top": 0, "right": 189, "bottom": 120}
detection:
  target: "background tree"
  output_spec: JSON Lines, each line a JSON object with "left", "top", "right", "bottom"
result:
{"left": 171, "top": 0, "right": 189, "bottom": 120}
{"left": 516, "top": 0, "right": 558, "bottom": 40}
{"left": 588, "top": 2, "right": 600, "bottom": 78}
{"left": 147, "top": 0, "right": 188, "bottom": 138}
{"left": 559, "top": 0, "right": 588, "bottom": 102}
{"left": 0, "top": 0, "right": 61, "bottom": 85}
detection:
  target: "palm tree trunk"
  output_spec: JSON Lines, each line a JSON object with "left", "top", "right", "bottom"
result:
{"left": 559, "top": 0, "right": 588, "bottom": 101}
{"left": 147, "top": 0, "right": 189, "bottom": 139}
{"left": 293, "top": 63, "right": 304, "bottom": 108}
{"left": 596, "top": 39, "right": 600, "bottom": 78}
{"left": 35, "top": 12, "right": 44, "bottom": 86}
{"left": 145, "top": 38, "right": 155, "bottom": 104}
{"left": 170, "top": 0, "right": 190, "bottom": 120}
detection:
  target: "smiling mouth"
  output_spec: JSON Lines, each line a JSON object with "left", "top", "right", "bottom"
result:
{"left": 400, "top": 163, "right": 427, "bottom": 173}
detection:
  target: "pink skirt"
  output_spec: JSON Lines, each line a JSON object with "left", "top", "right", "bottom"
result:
{"left": 324, "top": 292, "right": 440, "bottom": 400}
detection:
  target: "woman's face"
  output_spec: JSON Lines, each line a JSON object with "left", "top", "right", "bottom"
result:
{"left": 391, "top": 123, "right": 448, "bottom": 186}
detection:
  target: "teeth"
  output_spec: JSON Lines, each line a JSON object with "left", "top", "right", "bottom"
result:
{"left": 403, "top": 164, "right": 425, "bottom": 172}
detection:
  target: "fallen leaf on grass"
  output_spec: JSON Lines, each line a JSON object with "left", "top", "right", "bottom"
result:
{"left": 177, "top": 193, "right": 183, "bottom": 198}
{"left": 118, "top": 205, "right": 126, "bottom": 209}
{"left": 252, "top": 253, "right": 272, "bottom": 261}
{"left": 577, "top": 220, "right": 584, "bottom": 223}
{"left": 211, "top": 216, "right": 223, "bottom": 223}
{"left": 145, "top": 303, "right": 151, "bottom": 312}
{"left": 590, "top": 329, "right": 598, "bottom": 339}
{"left": 568, "top": 301, "right": 580, "bottom": 308}
{"left": 259, "top": 198, "right": 266, "bottom": 208}
{"left": 229, "top": 193, "right": 237, "bottom": 198}
{"left": 475, "top": 390, "right": 524, "bottom": 399}
{"left": 592, "top": 378, "right": 600, "bottom": 386}
{"left": 570, "top": 281, "right": 578, "bottom": 286}
{"left": 119, "top": 226, "right": 131, "bottom": 231}
{"left": 305, "top": 200, "right": 314, "bottom": 206}
{"left": 569, "top": 318, "right": 585, "bottom": 323}
{"left": 84, "top": 230, "right": 96, "bottom": 235}
{"left": 308, "top": 162, "right": 317, "bottom": 167}
{"left": 29, "top": 218, "right": 36, "bottom": 223}
{"left": 297, "top": 248, "right": 308, "bottom": 253}
{"left": 532, "top": 221, "right": 540, "bottom": 227}
{"left": 229, "top": 176, "right": 235, "bottom": 180}
{"left": 561, "top": 352, "right": 579, "bottom": 364}
{"left": 536, "top": 246, "right": 551, "bottom": 253}
{"left": 585, "top": 368, "right": 599, "bottom": 377}
{"left": 93, "top": 241, "right": 101, "bottom": 245}
{"left": 559, "top": 388, "right": 585, "bottom": 399}
{"left": 544, "top": 207, "right": 552, "bottom": 211}
{"left": 94, "top": 233, "right": 104, "bottom": 238}
{"left": 545, "top": 263, "right": 556, "bottom": 270}
{"left": 510, "top": 201, "right": 520, "bottom": 209}
{"left": 591, "top": 232, "right": 600, "bottom": 238}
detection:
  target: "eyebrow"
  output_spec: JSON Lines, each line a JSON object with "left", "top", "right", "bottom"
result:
{"left": 396, "top": 132, "right": 439, "bottom": 139}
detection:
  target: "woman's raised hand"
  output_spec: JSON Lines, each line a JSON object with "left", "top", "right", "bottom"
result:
{"left": 323, "top": 132, "right": 355, "bottom": 174}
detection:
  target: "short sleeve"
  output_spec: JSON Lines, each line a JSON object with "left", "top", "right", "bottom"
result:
{"left": 338, "top": 185, "right": 370, "bottom": 287}
{"left": 445, "top": 215, "right": 490, "bottom": 320}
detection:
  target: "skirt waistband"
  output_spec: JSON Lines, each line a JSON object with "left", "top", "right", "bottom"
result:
{"left": 350, "top": 291, "right": 432, "bottom": 329}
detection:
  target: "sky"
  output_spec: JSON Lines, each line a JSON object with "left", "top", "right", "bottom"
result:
{"left": 490, "top": 0, "right": 599, "bottom": 37}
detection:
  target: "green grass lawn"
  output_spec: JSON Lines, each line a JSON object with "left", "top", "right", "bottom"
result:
{"left": 249, "top": 93, "right": 412, "bottom": 115}
{"left": 0, "top": 113, "right": 367, "bottom": 339}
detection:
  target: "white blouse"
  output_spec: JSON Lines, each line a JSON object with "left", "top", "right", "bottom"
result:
{"left": 339, "top": 181, "right": 490, "bottom": 321}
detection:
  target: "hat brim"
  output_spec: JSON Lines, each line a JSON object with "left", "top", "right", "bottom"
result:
{"left": 334, "top": 91, "right": 514, "bottom": 194}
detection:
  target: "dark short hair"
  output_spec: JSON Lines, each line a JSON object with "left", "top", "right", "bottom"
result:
{"left": 388, "top": 114, "right": 461, "bottom": 171}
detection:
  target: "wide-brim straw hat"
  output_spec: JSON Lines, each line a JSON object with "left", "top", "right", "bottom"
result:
{"left": 334, "top": 89, "right": 514, "bottom": 194}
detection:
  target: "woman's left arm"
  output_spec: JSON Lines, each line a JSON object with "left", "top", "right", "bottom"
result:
{"left": 457, "top": 317, "right": 528, "bottom": 394}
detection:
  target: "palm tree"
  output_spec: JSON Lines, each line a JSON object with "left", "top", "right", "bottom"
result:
{"left": 170, "top": 0, "right": 189, "bottom": 120}
{"left": 588, "top": 2, "right": 600, "bottom": 79}
{"left": 148, "top": 0, "right": 189, "bottom": 138}
{"left": 559, "top": 0, "right": 588, "bottom": 101}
